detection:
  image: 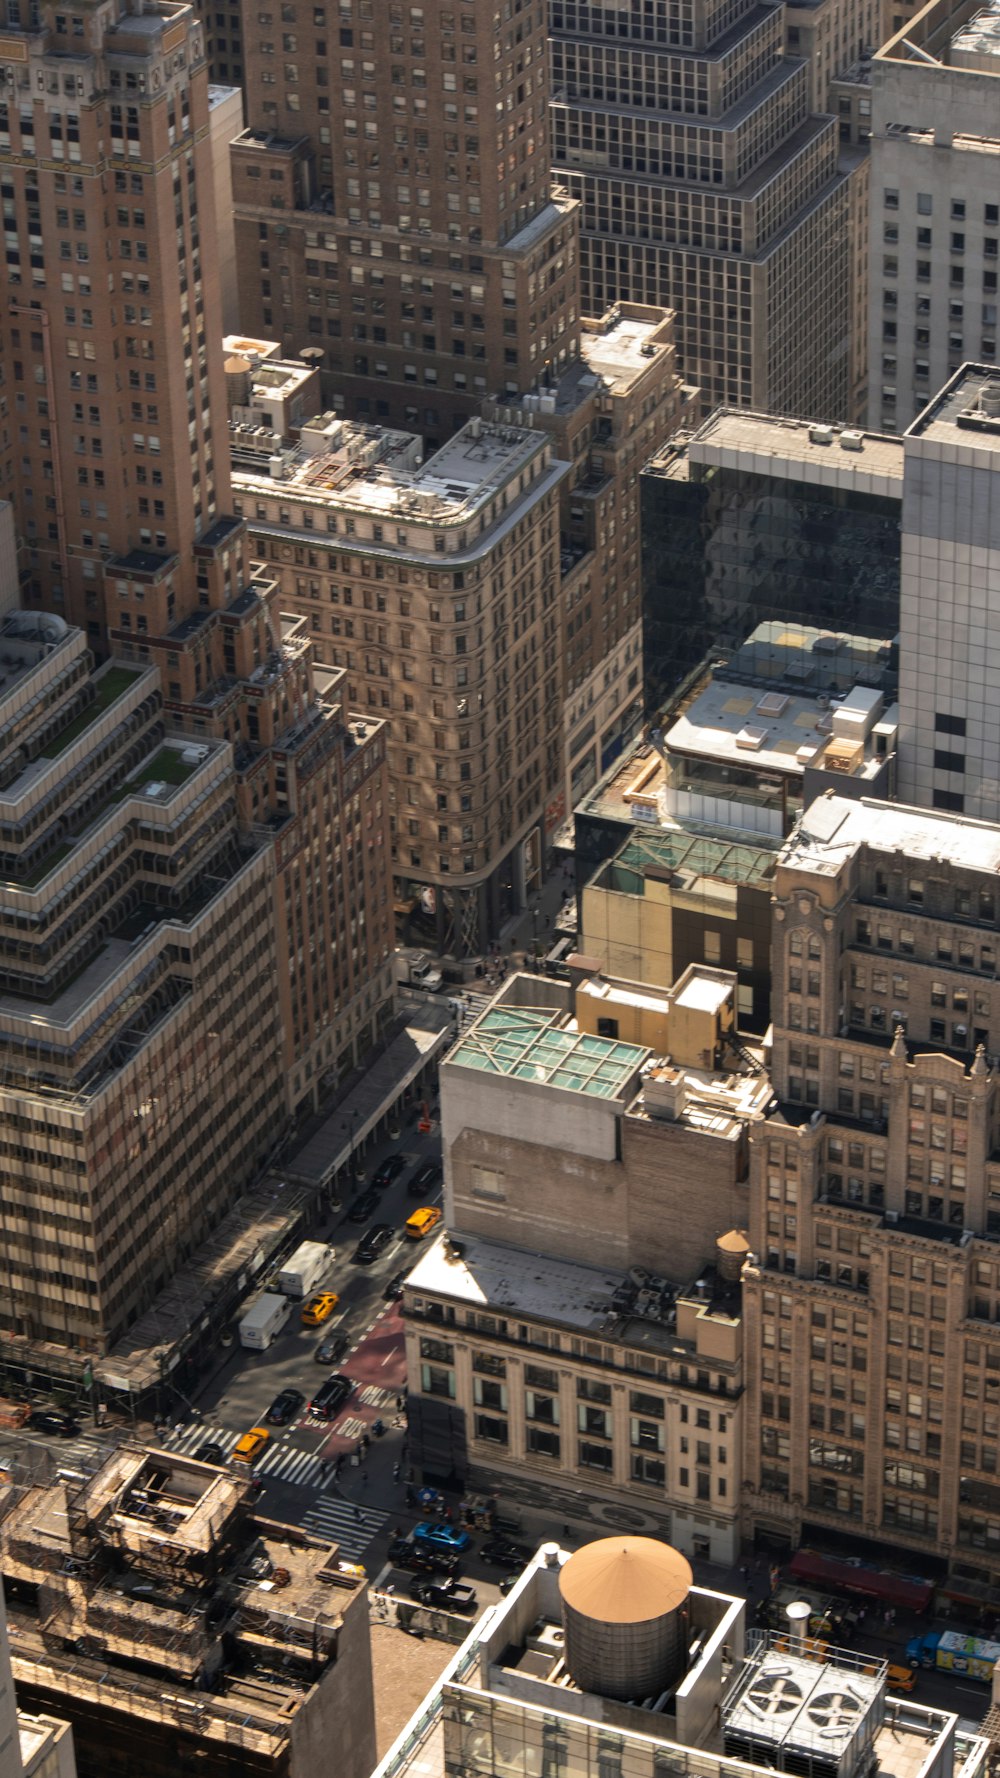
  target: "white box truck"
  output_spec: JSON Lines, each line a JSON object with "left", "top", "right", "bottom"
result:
{"left": 277, "top": 1240, "right": 333, "bottom": 1300}
{"left": 239, "top": 1292, "right": 291, "bottom": 1351}
{"left": 395, "top": 949, "right": 444, "bottom": 993}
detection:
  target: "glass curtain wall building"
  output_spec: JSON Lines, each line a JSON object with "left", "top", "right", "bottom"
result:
{"left": 640, "top": 415, "right": 904, "bottom": 713}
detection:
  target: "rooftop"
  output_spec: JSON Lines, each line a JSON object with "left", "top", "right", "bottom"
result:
{"left": 370, "top": 1552, "right": 981, "bottom": 1778}
{"left": 646, "top": 410, "right": 903, "bottom": 486}
{"left": 579, "top": 303, "right": 674, "bottom": 393}
{"left": 404, "top": 1228, "right": 740, "bottom": 1348}
{"left": 234, "top": 416, "right": 556, "bottom": 536}
{"left": 596, "top": 827, "right": 779, "bottom": 896}
{"left": 783, "top": 793, "right": 1000, "bottom": 877}
{"left": 907, "top": 364, "right": 1000, "bottom": 448}
{"left": 447, "top": 1004, "right": 648, "bottom": 1098}
{"left": 665, "top": 678, "right": 892, "bottom": 781}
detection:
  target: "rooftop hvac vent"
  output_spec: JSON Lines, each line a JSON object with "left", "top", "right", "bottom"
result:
{"left": 809, "top": 424, "right": 834, "bottom": 445}
{"left": 839, "top": 430, "right": 864, "bottom": 451}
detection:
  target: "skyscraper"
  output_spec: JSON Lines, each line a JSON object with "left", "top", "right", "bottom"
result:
{"left": 232, "top": 0, "right": 580, "bottom": 440}
{"left": 0, "top": 0, "right": 395, "bottom": 1377}
{"left": 549, "top": 0, "right": 860, "bottom": 417}
{"left": 868, "top": 0, "right": 1000, "bottom": 434}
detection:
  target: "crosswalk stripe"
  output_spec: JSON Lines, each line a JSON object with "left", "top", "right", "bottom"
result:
{"left": 299, "top": 1496, "right": 390, "bottom": 1560}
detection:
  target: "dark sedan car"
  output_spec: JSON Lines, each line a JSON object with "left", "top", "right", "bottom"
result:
{"left": 384, "top": 1268, "right": 408, "bottom": 1301}
{"left": 309, "top": 1372, "right": 356, "bottom": 1419}
{"left": 351, "top": 1223, "right": 394, "bottom": 1264}
{"left": 479, "top": 1535, "right": 531, "bottom": 1568}
{"left": 266, "top": 1387, "right": 305, "bottom": 1427}
{"left": 314, "top": 1329, "right": 350, "bottom": 1366}
{"left": 387, "top": 1537, "right": 461, "bottom": 1577}
{"left": 348, "top": 1187, "right": 380, "bottom": 1222}
{"left": 193, "top": 1441, "right": 227, "bottom": 1465}
{"left": 28, "top": 1409, "right": 80, "bottom": 1437}
{"left": 407, "top": 1161, "right": 443, "bottom": 1198}
{"left": 412, "top": 1576, "right": 478, "bottom": 1614}
{"left": 373, "top": 1154, "right": 407, "bottom": 1189}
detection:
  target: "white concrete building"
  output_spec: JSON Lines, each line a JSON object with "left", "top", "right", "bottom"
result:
{"left": 897, "top": 364, "right": 1000, "bottom": 817}
{"left": 869, "top": 0, "right": 1000, "bottom": 432}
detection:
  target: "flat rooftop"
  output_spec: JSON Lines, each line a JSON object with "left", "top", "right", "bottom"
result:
{"left": 784, "top": 793, "right": 1000, "bottom": 876}
{"left": 907, "top": 364, "right": 1000, "bottom": 448}
{"left": 580, "top": 308, "right": 671, "bottom": 392}
{"left": 405, "top": 1229, "right": 736, "bottom": 1351}
{"left": 647, "top": 409, "right": 903, "bottom": 487}
{"left": 448, "top": 1005, "right": 647, "bottom": 1098}
{"left": 235, "top": 418, "right": 550, "bottom": 529}
{"left": 665, "top": 679, "right": 887, "bottom": 779}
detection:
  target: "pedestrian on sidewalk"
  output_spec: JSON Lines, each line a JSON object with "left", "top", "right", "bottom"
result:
{"left": 362, "top": 1469, "right": 369, "bottom": 1487}
{"left": 393, "top": 1462, "right": 401, "bottom": 1483}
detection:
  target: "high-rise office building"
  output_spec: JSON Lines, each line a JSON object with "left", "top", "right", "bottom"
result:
{"left": 0, "top": 0, "right": 395, "bottom": 1371}
{"left": 743, "top": 791, "right": 1000, "bottom": 1597}
{"left": 549, "top": 0, "right": 860, "bottom": 418}
{"left": 896, "top": 364, "right": 1000, "bottom": 822}
{"left": 232, "top": 0, "right": 580, "bottom": 441}
{"left": 868, "top": 0, "right": 1000, "bottom": 433}
{"left": 641, "top": 410, "right": 902, "bottom": 712}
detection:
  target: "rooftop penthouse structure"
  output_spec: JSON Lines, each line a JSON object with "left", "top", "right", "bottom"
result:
{"left": 2, "top": 1444, "right": 376, "bottom": 1778}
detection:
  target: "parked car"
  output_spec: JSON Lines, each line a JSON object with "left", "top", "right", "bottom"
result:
{"left": 412, "top": 1576, "right": 478, "bottom": 1614}
{"left": 301, "top": 1290, "right": 340, "bottom": 1327}
{"left": 27, "top": 1409, "right": 79, "bottom": 1437}
{"left": 387, "top": 1537, "right": 461, "bottom": 1576}
{"left": 309, "top": 1372, "right": 356, "bottom": 1419}
{"left": 499, "top": 1573, "right": 523, "bottom": 1597}
{"left": 404, "top": 1205, "right": 441, "bottom": 1241}
{"left": 412, "top": 1520, "right": 471, "bottom": 1553}
{"left": 314, "top": 1329, "right": 349, "bottom": 1366}
{"left": 373, "top": 1154, "right": 407, "bottom": 1189}
{"left": 480, "top": 1536, "right": 530, "bottom": 1568}
{"left": 231, "top": 1427, "right": 271, "bottom": 1466}
{"left": 193, "top": 1441, "right": 227, "bottom": 1465}
{"left": 266, "top": 1387, "right": 305, "bottom": 1427}
{"left": 407, "top": 1161, "right": 443, "bottom": 1198}
{"left": 351, "top": 1223, "right": 394, "bottom": 1264}
{"left": 384, "top": 1268, "right": 408, "bottom": 1301}
{"left": 348, "top": 1188, "right": 380, "bottom": 1223}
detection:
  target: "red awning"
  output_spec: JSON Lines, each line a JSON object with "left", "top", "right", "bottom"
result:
{"left": 789, "top": 1548, "right": 933, "bottom": 1612}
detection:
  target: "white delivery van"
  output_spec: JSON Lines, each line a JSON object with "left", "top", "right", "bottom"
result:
{"left": 239, "top": 1292, "right": 292, "bottom": 1351}
{"left": 277, "top": 1240, "right": 333, "bottom": 1300}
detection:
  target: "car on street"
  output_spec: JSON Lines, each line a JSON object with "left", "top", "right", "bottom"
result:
{"left": 479, "top": 1535, "right": 531, "bottom": 1568}
{"left": 412, "top": 1520, "right": 471, "bottom": 1553}
{"left": 373, "top": 1154, "right": 408, "bottom": 1189}
{"left": 407, "top": 1161, "right": 443, "bottom": 1198}
{"left": 231, "top": 1427, "right": 271, "bottom": 1466}
{"left": 384, "top": 1268, "right": 408, "bottom": 1300}
{"left": 301, "top": 1290, "right": 340, "bottom": 1327}
{"left": 314, "top": 1329, "right": 350, "bottom": 1366}
{"left": 405, "top": 1205, "right": 441, "bottom": 1241}
{"left": 351, "top": 1223, "right": 394, "bottom": 1264}
{"left": 27, "top": 1409, "right": 79, "bottom": 1437}
{"left": 309, "top": 1372, "right": 356, "bottom": 1419}
{"left": 193, "top": 1441, "right": 227, "bottom": 1465}
{"left": 266, "top": 1387, "right": 305, "bottom": 1427}
{"left": 411, "top": 1576, "right": 478, "bottom": 1614}
{"left": 348, "top": 1188, "right": 380, "bottom": 1223}
{"left": 499, "top": 1573, "right": 523, "bottom": 1597}
{"left": 387, "top": 1537, "right": 461, "bottom": 1576}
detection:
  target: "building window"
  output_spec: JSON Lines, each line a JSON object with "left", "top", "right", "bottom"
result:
{"left": 579, "top": 1440, "right": 613, "bottom": 1472}
{"left": 474, "top": 1413, "right": 508, "bottom": 1444}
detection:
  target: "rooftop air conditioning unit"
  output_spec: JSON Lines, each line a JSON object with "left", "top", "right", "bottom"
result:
{"left": 809, "top": 424, "right": 834, "bottom": 444}
{"left": 840, "top": 429, "right": 864, "bottom": 450}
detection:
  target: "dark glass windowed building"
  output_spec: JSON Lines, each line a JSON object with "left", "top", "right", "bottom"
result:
{"left": 641, "top": 412, "right": 904, "bottom": 713}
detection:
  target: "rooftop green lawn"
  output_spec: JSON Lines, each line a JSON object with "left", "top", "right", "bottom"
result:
{"left": 41, "top": 667, "right": 144, "bottom": 759}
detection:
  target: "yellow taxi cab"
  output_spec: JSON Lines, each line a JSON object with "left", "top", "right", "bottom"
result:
{"left": 887, "top": 1664, "right": 916, "bottom": 1693}
{"left": 231, "top": 1427, "right": 271, "bottom": 1466}
{"left": 301, "top": 1290, "right": 340, "bottom": 1327}
{"left": 405, "top": 1205, "right": 442, "bottom": 1241}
